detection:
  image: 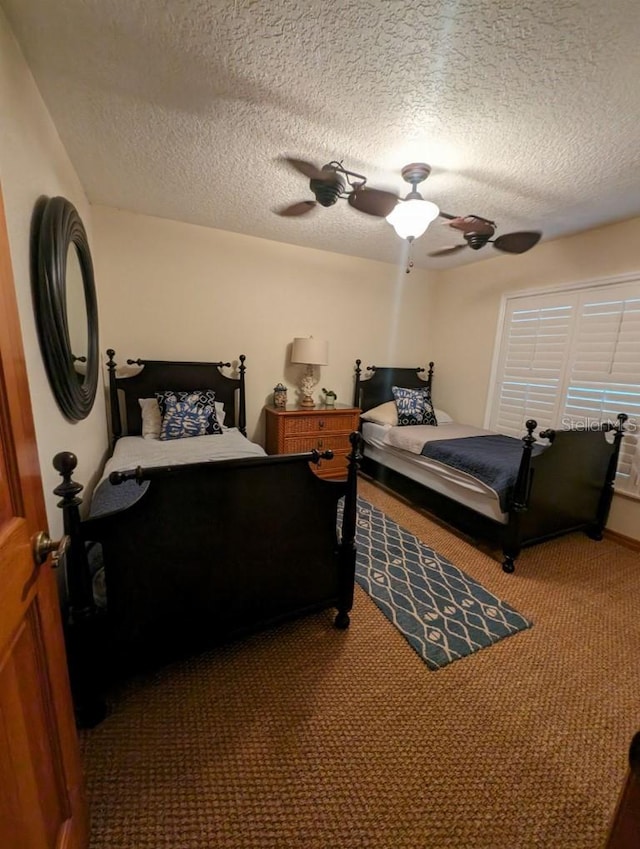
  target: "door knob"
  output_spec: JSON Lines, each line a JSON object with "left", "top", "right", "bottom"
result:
{"left": 32, "top": 531, "right": 70, "bottom": 567}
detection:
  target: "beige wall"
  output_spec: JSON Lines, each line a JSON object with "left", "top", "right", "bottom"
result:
{"left": 0, "top": 9, "right": 108, "bottom": 535}
{"left": 91, "top": 205, "right": 437, "bottom": 442}
{"left": 431, "top": 217, "right": 640, "bottom": 540}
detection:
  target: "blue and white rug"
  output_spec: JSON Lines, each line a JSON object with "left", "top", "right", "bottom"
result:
{"left": 352, "top": 498, "right": 532, "bottom": 669}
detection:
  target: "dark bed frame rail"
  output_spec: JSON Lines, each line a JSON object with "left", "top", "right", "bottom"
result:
{"left": 353, "top": 358, "right": 627, "bottom": 573}
{"left": 106, "top": 348, "right": 247, "bottom": 442}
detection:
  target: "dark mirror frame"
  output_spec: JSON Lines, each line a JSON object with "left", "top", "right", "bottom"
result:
{"left": 33, "top": 196, "right": 99, "bottom": 422}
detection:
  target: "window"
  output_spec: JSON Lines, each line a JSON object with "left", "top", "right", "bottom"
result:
{"left": 488, "top": 276, "right": 640, "bottom": 496}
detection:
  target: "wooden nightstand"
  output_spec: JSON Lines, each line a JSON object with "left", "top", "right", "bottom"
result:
{"left": 264, "top": 404, "right": 360, "bottom": 480}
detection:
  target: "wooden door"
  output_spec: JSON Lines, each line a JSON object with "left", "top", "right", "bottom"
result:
{"left": 0, "top": 185, "right": 89, "bottom": 848}
{"left": 605, "top": 733, "right": 640, "bottom": 849}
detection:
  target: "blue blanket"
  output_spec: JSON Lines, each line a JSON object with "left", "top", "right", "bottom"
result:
{"left": 421, "top": 434, "right": 544, "bottom": 512}
{"left": 90, "top": 477, "right": 150, "bottom": 518}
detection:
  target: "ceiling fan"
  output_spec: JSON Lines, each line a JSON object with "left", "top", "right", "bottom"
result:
{"left": 428, "top": 215, "right": 542, "bottom": 257}
{"left": 277, "top": 157, "right": 542, "bottom": 257}
{"left": 277, "top": 157, "right": 399, "bottom": 218}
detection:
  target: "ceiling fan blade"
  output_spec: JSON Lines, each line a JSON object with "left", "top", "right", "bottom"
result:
{"left": 449, "top": 215, "right": 496, "bottom": 237}
{"left": 428, "top": 245, "right": 467, "bottom": 257}
{"left": 493, "top": 231, "right": 542, "bottom": 254}
{"left": 282, "top": 157, "right": 334, "bottom": 181}
{"left": 348, "top": 188, "right": 399, "bottom": 217}
{"left": 276, "top": 200, "right": 317, "bottom": 217}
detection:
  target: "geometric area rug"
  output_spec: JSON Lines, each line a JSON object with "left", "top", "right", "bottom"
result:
{"left": 353, "top": 498, "right": 533, "bottom": 670}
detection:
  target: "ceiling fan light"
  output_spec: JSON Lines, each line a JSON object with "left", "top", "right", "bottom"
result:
{"left": 386, "top": 198, "right": 440, "bottom": 240}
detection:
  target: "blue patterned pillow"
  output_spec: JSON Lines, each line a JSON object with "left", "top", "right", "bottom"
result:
{"left": 392, "top": 386, "right": 438, "bottom": 427}
{"left": 156, "top": 390, "right": 223, "bottom": 440}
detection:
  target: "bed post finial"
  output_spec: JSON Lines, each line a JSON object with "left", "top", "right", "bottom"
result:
{"left": 53, "top": 452, "right": 107, "bottom": 727}
{"left": 354, "top": 359, "right": 362, "bottom": 408}
{"left": 106, "top": 349, "right": 121, "bottom": 446}
{"left": 238, "top": 354, "right": 247, "bottom": 436}
{"left": 428, "top": 361, "right": 434, "bottom": 388}
{"left": 502, "top": 420, "right": 539, "bottom": 574}
{"left": 52, "top": 451, "right": 96, "bottom": 621}
{"left": 512, "top": 420, "right": 538, "bottom": 511}
{"left": 594, "top": 412, "right": 628, "bottom": 536}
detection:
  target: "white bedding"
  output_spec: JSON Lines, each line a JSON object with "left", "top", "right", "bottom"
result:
{"left": 384, "top": 421, "right": 496, "bottom": 454}
{"left": 101, "top": 428, "right": 267, "bottom": 483}
{"left": 361, "top": 420, "right": 508, "bottom": 523}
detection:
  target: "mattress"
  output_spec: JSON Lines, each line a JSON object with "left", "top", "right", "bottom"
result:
{"left": 92, "top": 428, "right": 267, "bottom": 517}
{"left": 99, "top": 427, "right": 266, "bottom": 483}
{"left": 361, "top": 421, "right": 508, "bottom": 524}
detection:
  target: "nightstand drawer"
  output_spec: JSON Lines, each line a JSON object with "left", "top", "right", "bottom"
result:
{"left": 284, "top": 434, "right": 351, "bottom": 454}
{"left": 282, "top": 413, "right": 356, "bottom": 436}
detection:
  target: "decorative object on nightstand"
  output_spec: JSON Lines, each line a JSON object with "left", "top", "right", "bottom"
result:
{"left": 265, "top": 403, "right": 360, "bottom": 480}
{"left": 273, "top": 383, "right": 287, "bottom": 408}
{"left": 290, "top": 336, "right": 328, "bottom": 408}
{"left": 322, "top": 388, "right": 337, "bottom": 407}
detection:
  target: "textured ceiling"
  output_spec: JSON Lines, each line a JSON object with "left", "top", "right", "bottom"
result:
{"left": 3, "top": 0, "right": 640, "bottom": 270}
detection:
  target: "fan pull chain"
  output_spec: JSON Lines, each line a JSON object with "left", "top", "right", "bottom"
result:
{"left": 405, "top": 237, "right": 414, "bottom": 274}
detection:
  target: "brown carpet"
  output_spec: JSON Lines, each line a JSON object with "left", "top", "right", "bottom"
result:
{"left": 79, "top": 478, "right": 640, "bottom": 849}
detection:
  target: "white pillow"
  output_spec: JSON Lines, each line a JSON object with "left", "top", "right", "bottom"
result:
{"left": 139, "top": 397, "right": 162, "bottom": 439}
{"left": 435, "top": 408, "right": 454, "bottom": 424}
{"left": 139, "top": 397, "right": 226, "bottom": 439}
{"left": 361, "top": 400, "right": 453, "bottom": 426}
{"left": 360, "top": 401, "right": 399, "bottom": 426}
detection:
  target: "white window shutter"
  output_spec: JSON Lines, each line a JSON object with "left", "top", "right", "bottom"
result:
{"left": 489, "top": 295, "right": 576, "bottom": 435}
{"left": 561, "top": 285, "right": 640, "bottom": 494}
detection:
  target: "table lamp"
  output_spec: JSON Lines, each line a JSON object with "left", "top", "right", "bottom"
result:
{"left": 291, "top": 337, "right": 329, "bottom": 408}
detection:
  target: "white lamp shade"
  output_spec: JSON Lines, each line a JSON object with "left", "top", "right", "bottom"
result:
{"left": 386, "top": 198, "right": 440, "bottom": 240}
{"left": 291, "top": 337, "right": 329, "bottom": 365}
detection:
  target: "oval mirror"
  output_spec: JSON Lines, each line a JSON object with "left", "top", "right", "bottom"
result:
{"left": 33, "top": 197, "right": 99, "bottom": 422}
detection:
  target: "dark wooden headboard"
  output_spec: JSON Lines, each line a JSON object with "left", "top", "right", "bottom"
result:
{"left": 353, "top": 359, "right": 434, "bottom": 413}
{"left": 106, "top": 349, "right": 247, "bottom": 442}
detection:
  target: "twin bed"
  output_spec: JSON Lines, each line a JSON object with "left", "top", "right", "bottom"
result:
{"left": 58, "top": 351, "right": 359, "bottom": 723}
{"left": 353, "top": 359, "right": 627, "bottom": 572}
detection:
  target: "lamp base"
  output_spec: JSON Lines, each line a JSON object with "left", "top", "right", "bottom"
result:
{"left": 299, "top": 366, "right": 317, "bottom": 408}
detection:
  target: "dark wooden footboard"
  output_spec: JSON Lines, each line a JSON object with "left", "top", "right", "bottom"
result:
{"left": 501, "top": 415, "right": 627, "bottom": 571}
{"left": 54, "top": 435, "right": 360, "bottom": 725}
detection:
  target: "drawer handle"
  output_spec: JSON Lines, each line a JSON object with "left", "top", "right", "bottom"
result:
{"left": 319, "top": 420, "right": 325, "bottom": 428}
{"left": 318, "top": 439, "right": 323, "bottom": 449}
